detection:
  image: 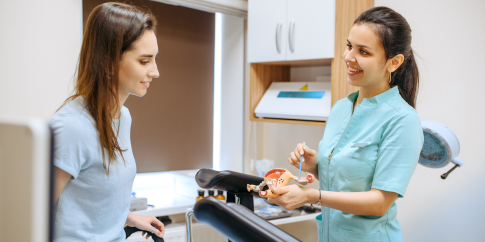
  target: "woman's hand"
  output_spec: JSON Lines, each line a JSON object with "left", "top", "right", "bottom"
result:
{"left": 266, "top": 185, "right": 319, "bottom": 211}
{"left": 126, "top": 212, "right": 164, "bottom": 239}
{"left": 288, "top": 143, "right": 318, "bottom": 173}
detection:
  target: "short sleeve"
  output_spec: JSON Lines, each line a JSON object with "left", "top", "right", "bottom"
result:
{"left": 49, "top": 114, "right": 96, "bottom": 179}
{"left": 371, "top": 113, "right": 424, "bottom": 198}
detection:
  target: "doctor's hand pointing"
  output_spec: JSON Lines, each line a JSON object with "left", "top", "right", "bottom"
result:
{"left": 288, "top": 143, "right": 318, "bottom": 175}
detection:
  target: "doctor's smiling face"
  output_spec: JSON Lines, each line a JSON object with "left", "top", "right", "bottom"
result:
{"left": 343, "top": 24, "right": 391, "bottom": 89}
{"left": 118, "top": 30, "right": 160, "bottom": 99}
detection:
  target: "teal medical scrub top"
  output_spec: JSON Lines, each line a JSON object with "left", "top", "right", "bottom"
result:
{"left": 315, "top": 86, "right": 424, "bottom": 242}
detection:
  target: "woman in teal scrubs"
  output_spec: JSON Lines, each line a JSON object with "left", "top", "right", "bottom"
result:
{"left": 267, "top": 7, "right": 424, "bottom": 242}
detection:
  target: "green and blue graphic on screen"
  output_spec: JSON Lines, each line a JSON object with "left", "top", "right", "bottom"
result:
{"left": 277, "top": 91, "right": 325, "bottom": 99}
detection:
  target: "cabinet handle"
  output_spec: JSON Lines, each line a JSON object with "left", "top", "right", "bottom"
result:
{"left": 275, "top": 23, "right": 282, "bottom": 53}
{"left": 288, "top": 21, "right": 295, "bottom": 52}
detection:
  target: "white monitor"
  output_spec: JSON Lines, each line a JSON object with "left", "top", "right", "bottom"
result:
{"left": 0, "top": 116, "right": 53, "bottom": 241}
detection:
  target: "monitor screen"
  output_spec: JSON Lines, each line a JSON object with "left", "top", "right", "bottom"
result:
{"left": 277, "top": 91, "right": 326, "bottom": 99}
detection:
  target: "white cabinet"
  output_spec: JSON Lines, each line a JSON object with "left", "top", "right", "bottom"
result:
{"left": 247, "top": 0, "right": 288, "bottom": 63}
{"left": 286, "top": 0, "right": 335, "bottom": 61}
{"left": 248, "top": 0, "right": 335, "bottom": 63}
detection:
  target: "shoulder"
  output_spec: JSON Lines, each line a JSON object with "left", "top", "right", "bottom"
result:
{"left": 121, "top": 106, "right": 131, "bottom": 117}
{"left": 49, "top": 100, "right": 97, "bottom": 138}
{"left": 120, "top": 106, "right": 132, "bottom": 124}
{"left": 330, "top": 98, "right": 351, "bottom": 115}
{"left": 50, "top": 113, "right": 96, "bottom": 139}
{"left": 384, "top": 94, "right": 420, "bottom": 124}
{"left": 334, "top": 97, "right": 349, "bottom": 108}
{"left": 324, "top": 97, "right": 352, "bottom": 134}
{"left": 328, "top": 97, "right": 352, "bottom": 120}
{"left": 381, "top": 95, "right": 422, "bottom": 140}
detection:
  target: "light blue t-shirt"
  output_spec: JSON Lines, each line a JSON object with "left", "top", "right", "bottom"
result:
{"left": 316, "top": 86, "right": 424, "bottom": 242}
{"left": 49, "top": 97, "right": 136, "bottom": 242}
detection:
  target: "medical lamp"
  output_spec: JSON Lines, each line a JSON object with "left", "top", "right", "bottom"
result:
{"left": 419, "top": 120, "right": 464, "bottom": 179}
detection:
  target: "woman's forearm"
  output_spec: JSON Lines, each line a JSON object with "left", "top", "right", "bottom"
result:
{"left": 53, "top": 167, "right": 72, "bottom": 203}
{"left": 126, "top": 211, "right": 134, "bottom": 225}
{"left": 306, "top": 188, "right": 398, "bottom": 216}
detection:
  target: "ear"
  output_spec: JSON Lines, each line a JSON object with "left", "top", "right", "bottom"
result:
{"left": 388, "top": 54, "right": 405, "bottom": 73}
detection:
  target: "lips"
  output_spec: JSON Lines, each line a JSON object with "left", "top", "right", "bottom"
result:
{"left": 141, "top": 81, "right": 150, "bottom": 88}
{"left": 348, "top": 66, "right": 362, "bottom": 72}
{"left": 347, "top": 65, "right": 363, "bottom": 76}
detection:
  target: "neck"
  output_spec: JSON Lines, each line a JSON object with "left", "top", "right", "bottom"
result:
{"left": 113, "top": 92, "right": 128, "bottom": 119}
{"left": 355, "top": 80, "right": 391, "bottom": 105}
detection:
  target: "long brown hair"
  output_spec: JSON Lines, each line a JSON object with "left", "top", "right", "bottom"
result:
{"left": 60, "top": 2, "right": 157, "bottom": 174}
{"left": 355, "top": 7, "right": 419, "bottom": 108}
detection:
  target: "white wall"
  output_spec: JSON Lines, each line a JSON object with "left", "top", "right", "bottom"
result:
{"left": 219, "top": 13, "right": 245, "bottom": 172}
{"left": 375, "top": 1, "right": 485, "bottom": 241}
{"left": 0, "top": 1, "right": 82, "bottom": 120}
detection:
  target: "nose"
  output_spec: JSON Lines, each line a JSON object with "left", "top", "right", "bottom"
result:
{"left": 149, "top": 64, "right": 160, "bottom": 79}
{"left": 343, "top": 48, "right": 357, "bottom": 64}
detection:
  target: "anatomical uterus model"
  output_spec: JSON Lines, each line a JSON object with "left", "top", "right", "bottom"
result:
{"left": 247, "top": 168, "right": 315, "bottom": 199}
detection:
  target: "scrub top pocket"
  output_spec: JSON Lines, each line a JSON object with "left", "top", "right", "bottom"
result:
{"left": 338, "top": 228, "right": 381, "bottom": 242}
{"left": 349, "top": 143, "right": 379, "bottom": 166}
{"left": 337, "top": 168, "right": 366, "bottom": 192}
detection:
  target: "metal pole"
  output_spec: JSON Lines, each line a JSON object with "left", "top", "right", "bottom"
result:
{"left": 186, "top": 209, "right": 194, "bottom": 242}
{"left": 441, "top": 164, "right": 460, "bottom": 179}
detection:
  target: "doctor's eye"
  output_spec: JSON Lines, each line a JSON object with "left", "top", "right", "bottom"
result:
{"left": 360, "top": 49, "right": 369, "bottom": 55}
{"left": 346, "top": 44, "right": 352, "bottom": 50}
{"left": 140, "top": 61, "right": 149, "bottom": 65}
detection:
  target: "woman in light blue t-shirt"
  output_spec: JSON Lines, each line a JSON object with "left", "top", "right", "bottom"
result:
{"left": 268, "top": 7, "right": 424, "bottom": 242}
{"left": 50, "top": 3, "right": 163, "bottom": 241}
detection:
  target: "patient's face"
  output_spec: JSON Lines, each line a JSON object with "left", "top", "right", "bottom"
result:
{"left": 118, "top": 30, "right": 159, "bottom": 98}
{"left": 343, "top": 24, "right": 390, "bottom": 89}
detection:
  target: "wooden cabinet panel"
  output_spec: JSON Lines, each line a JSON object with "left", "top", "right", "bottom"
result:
{"left": 331, "top": 0, "right": 374, "bottom": 105}
{"left": 250, "top": 64, "right": 290, "bottom": 120}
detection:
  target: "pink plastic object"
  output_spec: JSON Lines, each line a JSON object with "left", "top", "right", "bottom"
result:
{"left": 247, "top": 168, "right": 315, "bottom": 199}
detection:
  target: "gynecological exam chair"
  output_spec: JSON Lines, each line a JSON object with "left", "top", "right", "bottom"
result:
{"left": 125, "top": 168, "right": 301, "bottom": 242}
{"left": 187, "top": 169, "right": 301, "bottom": 242}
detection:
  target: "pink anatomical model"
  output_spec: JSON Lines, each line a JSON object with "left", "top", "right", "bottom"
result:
{"left": 247, "top": 168, "right": 315, "bottom": 199}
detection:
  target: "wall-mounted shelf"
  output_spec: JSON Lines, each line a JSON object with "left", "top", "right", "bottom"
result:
{"left": 248, "top": 0, "right": 374, "bottom": 126}
{"left": 249, "top": 60, "right": 331, "bottom": 127}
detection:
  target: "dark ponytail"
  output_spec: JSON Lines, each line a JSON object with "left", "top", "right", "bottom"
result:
{"left": 354, "top": 7, "right": 419, "bottom": 108}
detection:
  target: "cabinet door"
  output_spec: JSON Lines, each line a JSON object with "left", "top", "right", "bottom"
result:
{"left": 286, "top": 0, "right": 335, "bottom": 61}
{"left": 248, "top": 0, "right": 287, "bottom": 63}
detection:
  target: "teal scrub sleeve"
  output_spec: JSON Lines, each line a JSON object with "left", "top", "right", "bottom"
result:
{"left": 371, "top": 112, "right": 424, "bottom": 198}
